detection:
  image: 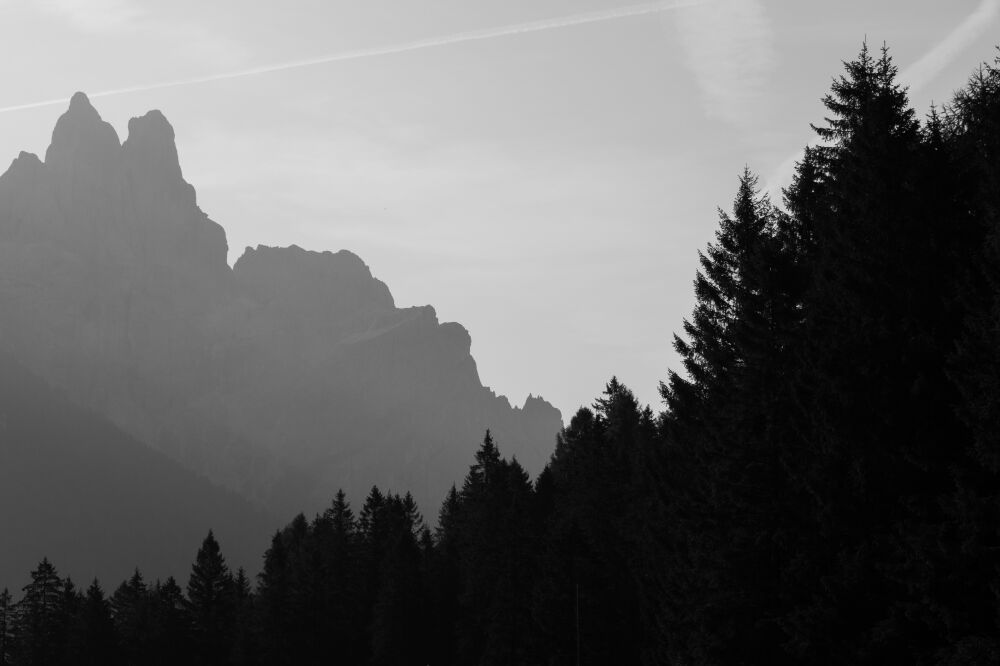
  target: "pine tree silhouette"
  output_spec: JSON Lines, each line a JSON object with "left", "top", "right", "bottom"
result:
{"left": 186, "top": 531, "right": 235, "bottom": 665}
{"left": 16, "top": 558, "right": 66, "bottom": 666}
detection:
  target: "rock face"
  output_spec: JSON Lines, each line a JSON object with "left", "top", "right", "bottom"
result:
{"left": 0, "top": 93, "right": 562, "bottom": 522}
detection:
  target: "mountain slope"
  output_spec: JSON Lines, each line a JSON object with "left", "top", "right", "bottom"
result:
{"left": 0, "top": 353, "right": 272, "bottom": 590}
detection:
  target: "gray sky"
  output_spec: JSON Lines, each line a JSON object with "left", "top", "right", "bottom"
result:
{"left": 0, "top": 0, "right": 996, "bottom": 419}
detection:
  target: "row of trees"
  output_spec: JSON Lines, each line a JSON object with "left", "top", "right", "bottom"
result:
{"left": 0, "top": 543, "right": 253, "bottom": 665}
{"left": 3, "top": 43, "right": 1000, "bottom": 665}
{"left": 0, "top": 422, "right": 645, "bottom": 665}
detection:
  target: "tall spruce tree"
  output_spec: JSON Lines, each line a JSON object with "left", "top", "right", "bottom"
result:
{"left": 324, "top": 490, "right": 365, "bottom": 663}
{"left": 228, "top": 569, "right": 256, "bottom": 666}
{"left": 256, "top": 530, "right": 292, "bottom": 665}
{"left": 15, "top": 558, "right": 66, "bottom": 666}
{"left": 658, "top": 168, "right": 802, "bottom": 663}
{"left": 186, "top": 531, "right": 236, "bottom": 665}
{"left": 429, "top": 485, "right": 462, "bottom": 666}
{"left": 450, "top": 431, "right": 545, "bottom": 664}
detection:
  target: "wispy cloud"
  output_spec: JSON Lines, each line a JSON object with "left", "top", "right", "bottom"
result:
{"left": 0, "top": 0, "right": 703, "bottom": 116}
{"left": 766, "top": 0, "right": 1000, "bottom": 196}
{"left": 899, "top": 0, "right": 1000, "bottom": 91}
{"left": 674, "top": 0, "right": 775, "bottom": 129}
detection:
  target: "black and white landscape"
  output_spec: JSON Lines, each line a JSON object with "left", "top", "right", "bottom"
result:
{"left": 2, "top": 2, "right": 1000, "bottom": 665}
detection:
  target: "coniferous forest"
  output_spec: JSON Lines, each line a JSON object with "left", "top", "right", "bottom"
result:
{"left": 4, "top": 43, "right": 1000, "bottom": 665}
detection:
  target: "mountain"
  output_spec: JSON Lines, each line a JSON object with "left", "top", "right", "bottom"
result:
{"left": 0, "top": 92, "right": 562, "bottom": 522}
{"left": 0, "top": 352, "right": 271, "bottom": 590}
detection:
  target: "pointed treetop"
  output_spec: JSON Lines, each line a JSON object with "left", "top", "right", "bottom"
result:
{"left": 475, "top": 429, "right": 501, "bottom": 468}
{"left": 812, "top": 41, "right": 916, "bottom": 147}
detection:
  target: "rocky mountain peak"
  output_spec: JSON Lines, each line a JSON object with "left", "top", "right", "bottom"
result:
{"left": 44, "top": 92, "right": 121, "bottom": 172}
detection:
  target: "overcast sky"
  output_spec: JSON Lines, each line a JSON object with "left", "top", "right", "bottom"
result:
{"left": 0, "top": 0, "right": 997, "bottom": 419}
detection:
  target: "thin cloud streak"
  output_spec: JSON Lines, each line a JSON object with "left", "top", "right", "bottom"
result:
{"left": 766, "top": 0, "right": 1000, "bottom": 197}
{"left": 0, "top": 0, "right": 705, "bottom": 115}
{"left": 899, "top": 0, "right": 1000, "bottom": 91}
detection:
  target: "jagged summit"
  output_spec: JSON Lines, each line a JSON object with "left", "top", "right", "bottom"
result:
{"left": 0, "top": 94, "right": 563, "bottom": 530}
{"left": 37, "top": 94, "right": 186, "bottom": 190}
{"left": 0, "top": 93, "right": 229, "bottom": 278}
{"left": 123, "top": 109, "right": 186, "bottom": 191}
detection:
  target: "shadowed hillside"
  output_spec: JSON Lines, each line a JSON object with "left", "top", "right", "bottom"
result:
{"left": 0, "top": 353, "right": 271, "bottom": 589}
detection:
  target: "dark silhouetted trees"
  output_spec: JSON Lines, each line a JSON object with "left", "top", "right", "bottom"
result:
{"left": 67, "top": 581, "right": 117, "bottom": 666}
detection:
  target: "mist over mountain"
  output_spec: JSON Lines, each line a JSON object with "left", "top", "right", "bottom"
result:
{"left": 0, "top": 93, "right": 561, "bottom": 531}
{"left": 0, "top": 352, "right": 270, "bottom": 590}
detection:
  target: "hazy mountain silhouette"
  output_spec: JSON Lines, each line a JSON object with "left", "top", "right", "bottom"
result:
{"left": 0, "top": 93, "right": 561, "bottom": 521}
{"left": 0, "top": 352, "right": 271, "bottom": 589}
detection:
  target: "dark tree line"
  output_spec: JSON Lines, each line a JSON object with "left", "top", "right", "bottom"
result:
{"left": 4, "top": 43, "right": 1000, "bottom": 665}
{"left": 653, "top": 44, "right": 1000, "bottom": 665}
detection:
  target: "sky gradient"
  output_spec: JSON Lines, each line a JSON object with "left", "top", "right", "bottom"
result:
{"left": 0, "top": 0, "right": 997, "bottom": 419}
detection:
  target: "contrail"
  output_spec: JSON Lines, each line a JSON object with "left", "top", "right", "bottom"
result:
{"left": 899, "top": 0, "right": 1000, "bottom": 91}
{"left": 0, "top": 0, "right": 703, "bottom": 115}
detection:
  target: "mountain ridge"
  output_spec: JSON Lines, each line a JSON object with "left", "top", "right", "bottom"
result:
{"left": 0, "top": 92, "right": 562, "bottom": 522}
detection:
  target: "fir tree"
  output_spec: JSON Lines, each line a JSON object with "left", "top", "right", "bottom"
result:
{"left": 256, "top": 530, "right": 292, "bottom": 665}
{"left": 16, "top": 558, "right": 66, "bottom": 666}
{"left": 186, "top": 531, "right": 235, "bottom": 665}
{"left": 111, "top": 569, "right": 151, "bottom": 664}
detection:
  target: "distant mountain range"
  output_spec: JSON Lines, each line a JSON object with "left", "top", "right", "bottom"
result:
{"left": 0, "top": 92, "right": 561, "bottom": 584}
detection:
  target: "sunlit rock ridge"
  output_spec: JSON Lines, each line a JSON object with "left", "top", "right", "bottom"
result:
{"left": 0, "top": 92, "right": 562, "bottom": 518}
